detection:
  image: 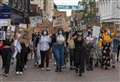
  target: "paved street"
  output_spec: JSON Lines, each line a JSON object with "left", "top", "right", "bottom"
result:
{"left": 0, "top": 58, "right": 120, "bottom": 82}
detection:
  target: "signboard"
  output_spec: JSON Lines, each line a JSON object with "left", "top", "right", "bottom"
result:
{"left": 0, "top": 4, "right": 11, "bottom": 19}
{"left": 30, "top": 16, "right": 42, "bottom": 27}
{"left": 57, "top": 5, "right": 84, "bottom": 11}
{"left": 0, "top": 31, "right": 6, "bottom": 40}
{"left": 0, "top": 19, "right": 11, "bottom": 26}
{"left": 92, "top": 26, "right": 101, "bottom": 38}
{"left": 53, "top": 17, "right": 64, "bottom": 27}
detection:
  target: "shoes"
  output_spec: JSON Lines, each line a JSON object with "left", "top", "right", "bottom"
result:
{"left": 19, "top": 72, "right": 23, "bottom": 75}
{"left": 75, "top": 68, "right": 78, "bottom": 73}
{"left": 112, "top": 65, "right": 116, "bottom": 69}
{"left": 55, "top": 66, "right": 59, "bottom": 72}
{"left": 3, "top": 73, "right": 8, "bottom": 77}
{"left": 16, "top": 72, "right": 23, "bottom": 75}
{"left": 41, "top": 68, "right": 45, "bottom": 71}
{"left": 46, "top": 67, "right": 51, "bottom": 71}
{"left": 16, "top": 72, "right": 19, "bottom": 75}
{"left": 79, "top": 73, "right": 82, "bottom": 77}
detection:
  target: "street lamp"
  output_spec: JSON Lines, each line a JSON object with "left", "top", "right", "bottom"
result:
{"left": 24, "top": 0, "right": 30, "bottom": 28}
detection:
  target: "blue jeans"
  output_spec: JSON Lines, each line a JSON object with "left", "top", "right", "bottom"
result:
{"left": 53, "top": 44, "right": 64, "bottom": 67}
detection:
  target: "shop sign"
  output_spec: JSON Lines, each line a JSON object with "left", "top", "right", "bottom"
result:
{"left": 0, "top": 31, "right": 6, "bottom": 40}
{"left": 0, "top": 19, "right": 11, "bottom": 26}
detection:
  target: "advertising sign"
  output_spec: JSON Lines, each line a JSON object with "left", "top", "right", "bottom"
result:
{"left": 0, "top": 31, "right": 6, "bottom": 40}
{"left": 53, "top": 17, "right": 64, "bottom": 27}
{"left": 0, "top": 4, "right": 11, "bottom": 19}
{"left": 0, "top": 19, "right": 11, "bottom": 26}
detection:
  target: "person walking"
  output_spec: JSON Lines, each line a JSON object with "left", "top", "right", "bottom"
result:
{"left": 74, "top": 33, "right": 86, "bottom": 76}
{"left": 85, "top": 30, "right": 94, "bottom": 71}
{"left": 67, "top": 32, "right": 75, "bottom": 70}
{"left": 39, "top": 30, "right": 51, "bottom": 71}
{"left": 13, "top": 32, "right": 23, "bottom": 75}
{"left": 52, "top": 29, "right": 66, "bottom": 72}
{"left": 33, "top": 33, "right": 40, "bottom": 66}
{"left": 101, "top": 30, "right": 112, "bottom": 70}
{"left": 117, "top": 37, "right": 120, "bottom": 61}
{"left": 0, "top": 40, "right": 13, "bottom": 77}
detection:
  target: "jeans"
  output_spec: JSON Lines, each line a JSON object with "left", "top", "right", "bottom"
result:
{"left": 53, "top": 44, "right": 65, "bottom": 67}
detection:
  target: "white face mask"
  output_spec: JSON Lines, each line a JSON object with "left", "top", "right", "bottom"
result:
{"left": 43, "top": 31, "right": 47, "bottom": 35}
{"left": 59, "top": 31, "right": 62, "bottom": 34}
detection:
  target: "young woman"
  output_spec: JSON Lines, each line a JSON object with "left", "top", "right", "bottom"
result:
{"left": 13, "top": 33, "right": 23, "bottom": 75}
{"left": 74, "top": 33, "right": 86, "bottom": 76}
{"left": 39, "top": 30, "right": 51, "bottom": 71}
{"left": 67, "top": 32, "right": 75, "bottom": 70}
{"left": 52, "top": 29, "right": 66, "bottom": 72}
{"left": 0, "top": 40, "right": 13, "bottom": 77}
{"left": 101, "top": 30, "right": 112, "bottom": 70}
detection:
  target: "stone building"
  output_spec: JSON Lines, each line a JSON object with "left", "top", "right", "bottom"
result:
{"left": 97, "top": 0, "right": 120, "bottom": 23}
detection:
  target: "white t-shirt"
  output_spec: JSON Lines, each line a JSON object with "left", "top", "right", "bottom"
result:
{"left": 39, "top": 35, "right": 51, "bottom": 51}
{"left": 56, "top": 34, "right": 65, "bottom": 44}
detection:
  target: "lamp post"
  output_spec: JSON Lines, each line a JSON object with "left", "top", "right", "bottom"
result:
{"left": 24, "top": 0, "right": 30, "bottom": 28}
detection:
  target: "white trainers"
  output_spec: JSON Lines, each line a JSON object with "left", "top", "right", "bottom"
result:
{"left": 46, "top": 67, "right": 51, "bottom": 71}
{"left": 19, "top": 72, "right": 23, "bottom": 75}
{"left": 16, "top": 72, "right": 19, "bottom": 75}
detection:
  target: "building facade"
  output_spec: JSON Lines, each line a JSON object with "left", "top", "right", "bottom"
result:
{"left": 0, "top": 0, "right": 8, "bottom": 4}
{"left": 97, "top": 0, "right": 120, "bottom": 23}
{"left": 30, "top": 0, "right": 54, "bottom": 22}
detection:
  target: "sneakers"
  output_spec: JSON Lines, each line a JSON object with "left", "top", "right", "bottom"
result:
{"left": 46, "top": 67, "right": 51, "bottom": 71}
{"left": 16, "top": 72, "right": 19, "bottom": 75}
{"left": 16, "top": 72, "right": 23, "bottom": 75}
{"left": 19, "top": 72, "right": 23, "bottom": 75}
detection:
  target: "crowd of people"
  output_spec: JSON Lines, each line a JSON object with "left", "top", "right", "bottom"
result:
{"left": 0, "top": 27, "right": 120, "bottom": 77}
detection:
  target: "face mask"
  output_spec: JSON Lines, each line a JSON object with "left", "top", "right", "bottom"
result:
{"left": 43, "top": 31, "right": 47, "bottom": 35}
{"left": 59, "top": 31, "right": 62, "bottom": 34}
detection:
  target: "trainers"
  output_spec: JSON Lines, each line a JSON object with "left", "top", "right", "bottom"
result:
{"left": 19, "top": 72, "right": 23, "bottom": 75}
{"left": 41, "top": 68, "right": 45, "bottom": 71}
{"left": 46, "top": 67, "right": 51, "bottom": 71}
{"left": 16, "top": 72, "right": 19, "bottom": 75}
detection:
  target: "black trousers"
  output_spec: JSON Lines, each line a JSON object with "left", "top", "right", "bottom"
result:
{"left": 40, "top": 50, "right": 49, "bottom": 68}
{"left": 74, "top": 53, "right": 85, "bottom": 74}
{"left": 86, "top": 50, "right": 93, "bottom": 70}
{"left": 69, "top": 49, "right": 75, "bottom": 67}
{"left": 0, "top": 48, "right": 12, "bottom": 74}
{"left": 16, "top": 53, "right": 24, "bottom": 72}
{"left": 117, "top": 45, "right": 120, "bottom": 61}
